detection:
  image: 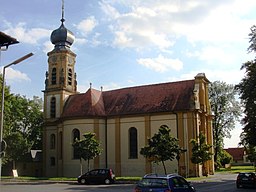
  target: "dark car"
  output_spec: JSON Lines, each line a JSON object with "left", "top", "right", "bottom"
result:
{"left": 236, "top": 172, "right": 256, "bottom": 188}
{"left": 134, "top": 173, "right": 196, "bottom": 192}
{"left": 77, "top": 168, "right": 115, "bottom": 184}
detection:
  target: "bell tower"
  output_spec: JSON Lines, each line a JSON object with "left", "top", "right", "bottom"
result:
{"left": 43, "top": 1, "right": 77, "bottom": 120}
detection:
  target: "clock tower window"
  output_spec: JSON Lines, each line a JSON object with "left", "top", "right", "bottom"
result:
{"left": 68, "top": 68, "right": 72, "bottom": 86}
{"left": 50, "top": 97, "right": 56, "bottom": 118}
{"left": 51, "top": 68, "right": 57, "bottom": 85}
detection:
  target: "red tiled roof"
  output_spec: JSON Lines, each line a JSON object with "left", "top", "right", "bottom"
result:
{"left": 61, "top": 80, "right": 195, "bottom": 118}
{"left": 224, "top": 148, "right": 245, "bottom": 161}
{"left": 62, "top": 88, "right": 106, "bottom": 118}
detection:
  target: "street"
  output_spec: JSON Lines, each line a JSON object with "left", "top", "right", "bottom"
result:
{"left": 1, "top": 173, "right": 256, "bottom": 192}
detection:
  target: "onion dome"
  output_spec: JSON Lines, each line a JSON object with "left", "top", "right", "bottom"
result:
{"left": 50, "top": 19, "right": 75, "bottom": 50}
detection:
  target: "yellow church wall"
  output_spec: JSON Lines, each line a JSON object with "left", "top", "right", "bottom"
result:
{"left": 44, "top": 126, "right": 58, "bottom": 177}
{"left": 119, "top": 116, "right": 146, "bottom": 176}
{"left": 105, "top": 118, "right": 117, "bottom": 173}
{"left": 150, "top": 114, "right": 179, "bottom": 174}
{"left": 61, "top": 119, "right": 102, "bottom": 177}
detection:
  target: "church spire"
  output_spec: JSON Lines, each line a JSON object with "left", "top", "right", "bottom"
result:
{"left": 61, "top": 0, "right": 65, "bottom": 24}
{"left": 50, "top": 0, "right": 74, "bottom": 50}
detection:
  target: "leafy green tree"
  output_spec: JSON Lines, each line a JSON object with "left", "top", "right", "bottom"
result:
{"left": 190, "top": 132, "right": 213, "bottom": 176}
{"left": 236, "top": 25, "right": 256, "bottom": 155}
{"left": 245, "top": 146, "right": 256, "bottom": 168}
{"left": 140, "top": 125, "right": 184, "bottom": 175}
{"left": 72, "top": 132, "right": 102, "bottom": 174}
{"left": 208, "top": 81, "right": 241, "bottom": 166}
{"left": 2, "top": 94, "right": 43, "bottom": 168}
{"left": 219, "top": 150, "right": 233, "bottom": 167}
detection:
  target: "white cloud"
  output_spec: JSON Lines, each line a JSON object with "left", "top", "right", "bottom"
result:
{"left": 177, "top": 69, "right": 245, "bottom": 85}
{"left": 101, "top": 0, "right": 256, "bottom": 52}
{"left": 137, "top": 54, "right": 183, "bottom": 73}
{"left": 2, "top": 67, "right": 30, "bottom": 82}
{"left": 76, "top": 16, "right": 98, "bottom": 36}
{"left": 4, "top": 22, "right": 50, "bottom": 45}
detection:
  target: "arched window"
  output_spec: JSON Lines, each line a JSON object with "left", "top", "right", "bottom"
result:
{"left": 51, "top": 68, "right": 57, "bottom": 85}
{"left": 50, "top": 97, "right": 56, "bottom": 118}
{"left": 72, "top": 129, "right": 80, "bottom": 159}
{"left": 129, "top": 127, "right": 138, "bottom": 159}
{"left": 68, "top": 68, "right": 72, "bottom": 86}
{"left": 50, "top": 134, "right": 56, "bottom": 149}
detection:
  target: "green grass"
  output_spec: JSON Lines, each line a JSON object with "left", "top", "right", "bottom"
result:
{"left": 216, "top": 165, "right": 255, "bottom": 174}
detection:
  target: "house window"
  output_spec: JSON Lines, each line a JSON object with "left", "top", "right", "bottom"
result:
{"left": 68, "top": 68, "right": 72, "bottom": 85}
{"left": 73, "top": 129, "right": 80, "bottom": 159}
{"left": 50, "top": 157, "right": 55, "bottom": 166}
{"left": 50, "top": 97, "right": 56, "bottom": 118}
{"left": 129, "top": 127, "right": 138, "bottom": 159}
{"left": 50, "top": 134, "right": 56, "bottom": 149}
{"left": 51, "top": 68, "right": 56, "bottom": 85}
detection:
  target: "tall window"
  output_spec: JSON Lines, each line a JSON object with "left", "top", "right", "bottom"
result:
{"left": 68, "top": 68, "right": 72, "bottom": 85}
{"left": 50, "top": 97, "right": 56, "bottom": 118}
{"left": 51, "top": 68, "right": 56, "bottom": 85}
{"left": 59, "top": 132, "right": 63, "bottom": 159}
{"left": 50, "top": 157, "right": 55, "bottom": 166}
{"left": 50, "top": 134, "right": 56, "bottom": 149}
{"left": 72, "top": 129, "right": 80, "bottom": 159}
{"left": 129, "top": 127, "right": 138, "bottom": 159}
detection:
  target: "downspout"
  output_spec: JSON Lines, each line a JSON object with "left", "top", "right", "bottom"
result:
{"left": 105, "top": 117, "right": 108, "bottom": 168}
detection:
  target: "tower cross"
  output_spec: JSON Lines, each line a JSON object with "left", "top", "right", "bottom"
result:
{"left": 61, "top": 0, "right": 65, "bottom": 23}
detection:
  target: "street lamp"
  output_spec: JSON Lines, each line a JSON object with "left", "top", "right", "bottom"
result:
{"left": 0, "top": 52, "right": 33, "bottom": 180}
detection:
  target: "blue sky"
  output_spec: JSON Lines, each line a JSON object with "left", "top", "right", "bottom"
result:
{"left": 1, "top": 0, "right": 256, "bottom": 148}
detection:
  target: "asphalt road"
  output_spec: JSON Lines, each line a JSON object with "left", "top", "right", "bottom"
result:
{"left": 1, "top": 173, "right": 256, "bottom": 192}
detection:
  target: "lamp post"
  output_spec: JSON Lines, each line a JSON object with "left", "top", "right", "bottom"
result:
{"left": 0, "top": 52, "right": 33, "bottom": 180}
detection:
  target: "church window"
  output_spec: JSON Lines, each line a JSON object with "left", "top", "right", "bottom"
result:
{"left": 50, "top": 157, "right": 55, "bottom": 166}
{"left": 50, "top": 134, "right": 56, "bottom": 149}
{"left": 50, "top": 97, "right": 56, "bottom": 118}
{"left": 68, "top": 68, "right": 72, "bottom": 85}
{"left": 72, "top": 129, "right": 80, "bottom": 159}
{"left": 59, "top": 131, "right": 63, "bottom": 159}
{"left": 51, "top": 68, "right": 57, "bottom": 85}
{"left": 129, "top": 127, "right": 138, "bottom": 159}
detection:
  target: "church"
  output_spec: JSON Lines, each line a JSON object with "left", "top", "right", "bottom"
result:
{"left": 42, "top": 13, "right": 214, "bottom": 178}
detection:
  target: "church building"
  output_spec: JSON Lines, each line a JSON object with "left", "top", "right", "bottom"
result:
{"left": 43, "top": 13, "right": 214, "bottom": 178}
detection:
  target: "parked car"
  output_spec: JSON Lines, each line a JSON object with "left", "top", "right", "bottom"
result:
{"left": 134, "top": 173, "right": 196, "bottom": 192}
{"left": 236, "top": 172, "right": 256, "bottom": 188}
{"left": 77, "top": 168, "right": 115, "bottom": 184}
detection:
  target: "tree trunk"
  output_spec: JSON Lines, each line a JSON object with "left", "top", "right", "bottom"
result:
{"left": 162, "top": 161, "right": 167, "bottom": 175}
{"left": 80, "top": 158, "right": 83, "bottom": 175}
{"left": 87, "top": 159, "right": 90, "bottom": 172}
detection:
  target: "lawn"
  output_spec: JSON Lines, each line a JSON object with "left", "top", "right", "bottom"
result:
{"left": 217, "top": 165, "right": 255, "bottom": 174}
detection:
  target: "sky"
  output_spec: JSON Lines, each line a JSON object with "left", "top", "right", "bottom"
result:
{"left": 1, "top": 0, "right": 256, "bottom": 148}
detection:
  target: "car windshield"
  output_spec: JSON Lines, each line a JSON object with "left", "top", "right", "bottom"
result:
{"left": 138, "top": 178, "right": 168, "bottom": 188}
{"left": 239, "top": 173, "right": 255, "bottom": 178}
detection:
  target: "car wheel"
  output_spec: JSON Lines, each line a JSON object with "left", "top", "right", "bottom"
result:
{"left": 80, "top": 178, "right": 86, "bottom": 184}
{"left": 236, "top": 184, "right": 241, "bottom": 188}
{"left": 104, "top": 179, "right": 111, "bottom": 184}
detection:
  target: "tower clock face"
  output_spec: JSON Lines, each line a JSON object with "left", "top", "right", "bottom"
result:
{"left": 68, "top": 56, "right": 74, "bottom": 64}
{"left": 51, "top": 56, "right": 57, "bottom": 63}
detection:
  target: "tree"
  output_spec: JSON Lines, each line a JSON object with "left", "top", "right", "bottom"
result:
{"left": 190, "top": 132, "right": 213, "bottom": 176}
{"left": 208, "top": 81, "right": 241, "bottom": 166}
{"left": 72, "top": 132, "right": 102, "bottom": 174}
{"left": 140, "top": 125, "right": 184, "bottom": 175}
{"left": 218, "top": 150, "right": 233, "bottom": 168}
{"left": 236, "top": 25, "right": 256, "bottom": 153}
{"left": 2, "top": 94, "right": 44, "bottom": 168}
